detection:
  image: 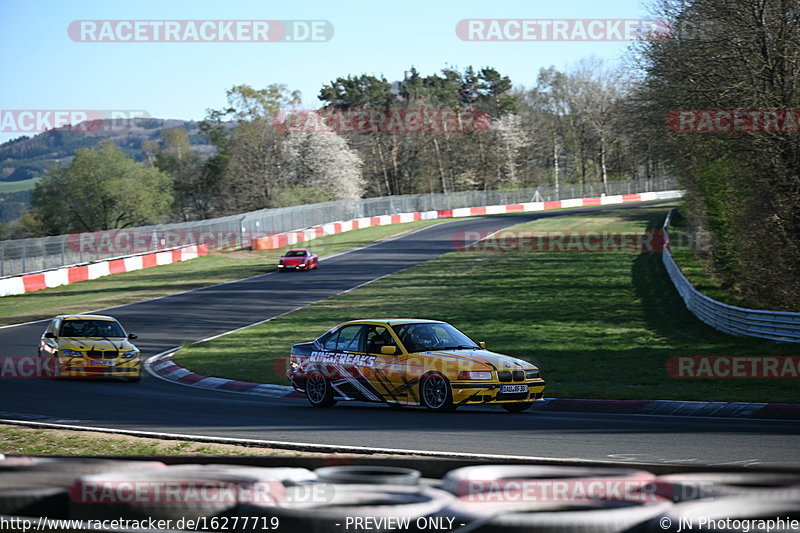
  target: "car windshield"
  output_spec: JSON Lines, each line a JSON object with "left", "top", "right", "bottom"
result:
{"left": 393, "top": 323, "right": 479, "bottom": 353}
{"left": 284, "top": 250, "right": 308, "bottom": 257}
{"left": 60, "top": 320, "right": 125, "bottom": 338}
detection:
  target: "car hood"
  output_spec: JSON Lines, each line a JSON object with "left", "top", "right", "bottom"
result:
{"left": 418, "top": 348, "right": 537, "bottom": 371}
{"left": 280, "top": 257, "right": 306, "bottom": 264}
{"left": 58, "top": 337, "right": 137, "bottom": 352}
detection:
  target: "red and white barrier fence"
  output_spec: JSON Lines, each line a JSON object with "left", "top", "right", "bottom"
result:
{"left": 251, "top": 191, "right": 680, "bottom": 250}
{"left": 0, "top": 244, "right": 208, "bottom": 297}
{"left": 0, "top": 189, "right": 681, "bottom": 297}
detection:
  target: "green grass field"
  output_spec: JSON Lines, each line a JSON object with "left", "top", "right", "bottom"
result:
{"left": 0, "top": 177, "right": 38, "bottom": 194}
{"left": 0, "top": 218, "right": 448, "bottom": 325}
{"left": 174, "top": 203, "right": 800, "bottom": 403}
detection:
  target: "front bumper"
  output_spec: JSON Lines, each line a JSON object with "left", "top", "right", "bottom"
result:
{"left": 56, "top": 358, "right": 141, "bottom": 378}
{"left": 452, "top": 379, "right": 546, "bottom": 405}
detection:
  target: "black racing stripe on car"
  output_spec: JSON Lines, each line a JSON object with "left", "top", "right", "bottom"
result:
{"left": 456, "top": 389, "right": 487, "bottom": 406}
{"left": 370, "top": 368, "right": 403, "bottom": 402}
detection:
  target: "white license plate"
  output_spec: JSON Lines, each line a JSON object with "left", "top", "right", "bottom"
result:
{"left": 89, "top": 360, "right": 115, "bottom": 367}
{"left": 501, "top": 384, "right": 528, "bottom": 394}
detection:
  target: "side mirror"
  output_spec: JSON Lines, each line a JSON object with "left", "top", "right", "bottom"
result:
{"left": 479, "top": 341, "right": 486, "bottom": 349}
{"left": 128, "top": 333, "right": 138, "bottom": 340}
{"left": 381, "top": 345, "right": 397, "bottom": 355}
{"left": 44, "top": 332, "right": 56, "bottom": 339}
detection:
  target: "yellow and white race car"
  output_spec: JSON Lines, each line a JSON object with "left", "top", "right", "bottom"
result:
{"left": 38, "top": 314, "right": 142, "bottom": 382}
{"left": 288, "top": 319, "right": 545, "bottom": 412}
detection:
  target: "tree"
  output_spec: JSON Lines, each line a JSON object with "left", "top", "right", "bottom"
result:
{"left": 283, "top": 130, "right": 364, "bottom": 202}
{"left": 153, "top": 128, "right": 209, "bottom": 221}
{"left": 220, "top": 118, "right": 285, "bottom": 213}
{"left": 568, "top": 58, "right": 627, "bottom": 193}
{"left": 490, "top": 114, "right": 530, "bottom": 186}
{"left": 632, "top": 0, "right": 800, "bottom": 309}
{"left": 30, "top": 140, "right": 172, "bottom": 233}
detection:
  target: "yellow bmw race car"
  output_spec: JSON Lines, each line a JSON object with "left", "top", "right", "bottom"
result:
{"left": 38, "top": 314, "right": 142, "bottom": 382}
{"left": 288, "top": 319, "right": 545, "bottom": 412}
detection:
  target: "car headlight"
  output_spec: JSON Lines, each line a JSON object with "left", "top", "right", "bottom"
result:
{"left": 457, "top": 371, "right": 493, "bottom": 380}
{"left": 122, "top": 350, "right": 140, "bottom": 359}
{"left": 299, "top": 263, "right": 306, "bottom": 267}
{"left": 525, "top": 368, "right": 540, "bottom": 379}
{"left": 60, "top": 349, "right": 82, "bottom": 358}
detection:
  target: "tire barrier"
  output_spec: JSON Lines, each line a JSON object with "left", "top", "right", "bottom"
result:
{"left": 314, "top": 466, "right": 422, "bottom": 486}
{"left": 2, "top": 458, "right": 800, "bottom": 532}
{"left": 68, "top": 464, "right": 315, "bottom": 521}
{"left": 240, "top": 484, "right": 455, "bottom": 533}
{"left": 644, "top": 472, "right": 800, "bottom": 502}
{"left": 0, "top": 458, "right": 166, "bottom": 519}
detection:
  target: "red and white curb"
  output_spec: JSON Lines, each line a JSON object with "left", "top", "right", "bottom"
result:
{"left": 0, "top": 244, "right": 209, "bottom": 298}
{"left": 1, "top": 190, "right": 681, "bottom": 297}
{"left": 251, "top": 190, "right": 683, "bottom": 250}
{"left": 146, "top": 349, "right": 302, "bottom": 399}
{"left": 147, "top": 351, "right": 800, "bottom": 420}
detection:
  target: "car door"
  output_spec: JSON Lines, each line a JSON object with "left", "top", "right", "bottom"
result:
{"left": 320, "top": 324, "right": 380, "bottom": 402}
{"left": 362, "top": 325, "right": 411, "bottom": 405}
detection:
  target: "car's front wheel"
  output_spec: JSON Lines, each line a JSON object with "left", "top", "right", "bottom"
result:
{"left": 306, "top": 371, "right": 336, "bottom": 407}
{"left": 420, "top": 373, "right": 455, "bottom": 412}
{"left": 502, "top": 402, "right": 533, "bottom": 413}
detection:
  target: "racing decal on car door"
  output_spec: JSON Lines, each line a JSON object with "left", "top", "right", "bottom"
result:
{"left": 361, "top": 325, "right": 416, "bottom": 404}
{"left": 313, "top": 324, "right": 385, "bottom": 402}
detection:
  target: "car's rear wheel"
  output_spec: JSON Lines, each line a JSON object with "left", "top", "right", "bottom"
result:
{"left": 502, "top": 402, "right": 533, "bottom": 413}
{"left": 420, "top": 373, "right": 454, "bottom": 412}
{"left": 306, "top": 371, "right": 336, "bottom": 407}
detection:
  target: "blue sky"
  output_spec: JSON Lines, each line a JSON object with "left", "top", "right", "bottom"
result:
{"left": 0, "top": 0, "right": 652, "bottom": 143}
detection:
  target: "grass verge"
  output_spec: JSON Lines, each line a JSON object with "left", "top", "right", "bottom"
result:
{"left": 0, "top": 177, "right": 38, "bottom": 194}
{"left": 174, "top": 202, "right": 799, "bottom": 403}
{"left": 666, "top": 210, "right": 744, "bottom": 307}
{"left": 0, "top": 424, "right": 408, "bottom": 458}
{"left": 0, "top": 219, "right": 448, "bottom": 326}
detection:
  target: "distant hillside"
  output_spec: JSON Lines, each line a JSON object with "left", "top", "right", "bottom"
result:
{"left": 0, "top": 118, "right": 215, "bottom": 183}
{"left": 0, "top": 118, "right": 218, "bottom": 223}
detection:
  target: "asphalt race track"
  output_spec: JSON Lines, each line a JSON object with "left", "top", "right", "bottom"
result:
{"left": 2, "top": 201, "right": 799, "bottom": 467}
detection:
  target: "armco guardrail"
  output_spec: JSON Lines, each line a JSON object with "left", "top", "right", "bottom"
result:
{"left": 0, "top": 244, "right": 208, "bottom": 297}
{"left": 662, "top": 211, "right": 800, "bottom": 343}
{"left": 0, "top": 177, "right": 678, "bottom": 277}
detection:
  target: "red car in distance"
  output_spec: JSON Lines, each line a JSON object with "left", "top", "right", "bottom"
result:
{"left": 277, "top": 249, "right": 319, "bottom": 271}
